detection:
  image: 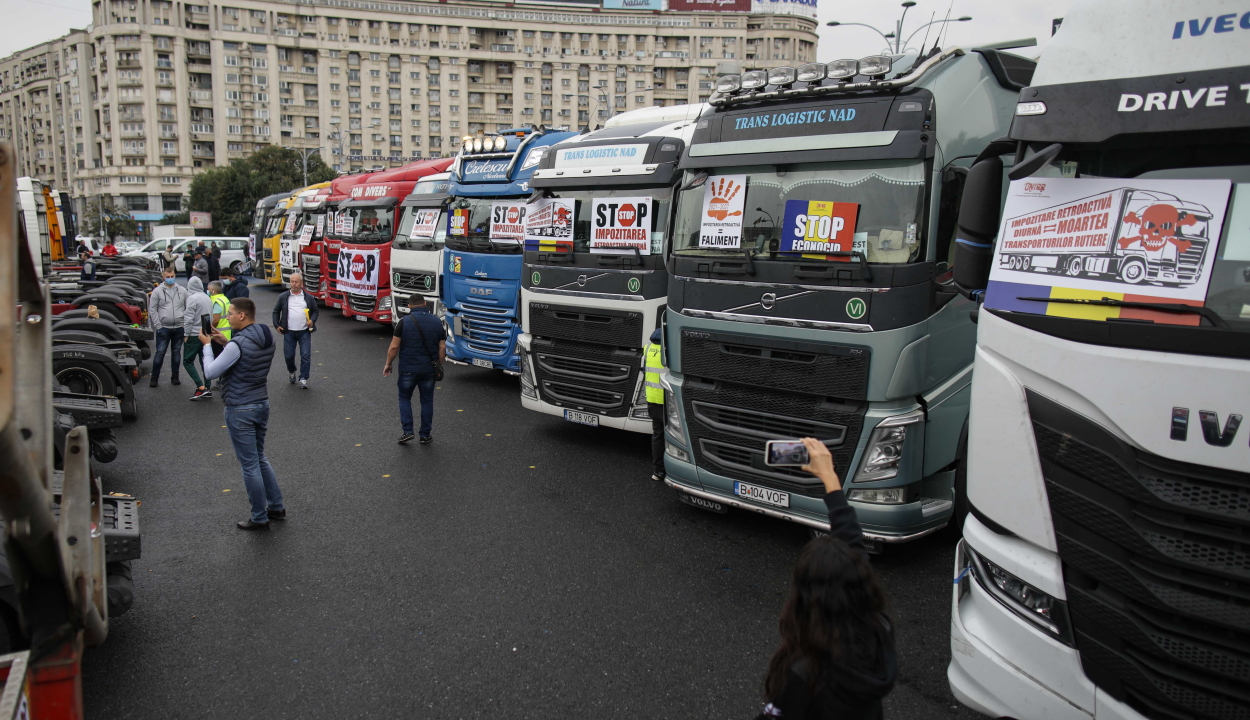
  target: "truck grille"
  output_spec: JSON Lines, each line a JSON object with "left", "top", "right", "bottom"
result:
{"left": 531, "top": 337, "right": 640, "bottom": 418}
{"left": 682, "top": 381, "right": 863, "bottom": 497}
{"left": 457, "top": 301, "right": 514, "bottom": 356}
{"left": 301, "top": 255, "right": 320, "bottom": 284}
{"left": 264, "top": 248, "right": 274, "bottom": 260}
{"left": 327, "top": 251, "right": 339, "bottom": 286}
{"left": 681, "top": 330, "right": 870, "bottom": 400}
{"left": 529, "top": 303, "right": 643, "bottom": 347}
{"left": 347, "top": 293, "right": 375, "bottom": 313}
{"left": 394, "top": 270, "right": 436, "bottom": 293}
{"left": 1027, "top": 390, "right": 1250, "bottom": 720}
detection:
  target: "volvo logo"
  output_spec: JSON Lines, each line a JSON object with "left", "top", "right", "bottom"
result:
{"left": 577, "top": 275, "right": 588, "bottom": 287}
{"left": 760, "top": 292, "right": 776, "bottom": 310}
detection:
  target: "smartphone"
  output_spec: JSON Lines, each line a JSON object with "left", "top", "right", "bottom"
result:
{"left": 200, "top": 313, "right": 212, "bottom": 335}
{"left": 765, "top": 440, "right": 809, "bottom": 467}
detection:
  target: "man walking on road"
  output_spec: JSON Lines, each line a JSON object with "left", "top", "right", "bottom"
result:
{"left": 272, "top": 272, "right": 318, "bottom": 389}
{"left": 182, "top": 276, "right": 214, "bottom": 401}
{"left": 384, "top": 294, "right": 446, "bottom": 445}
{"left": 148, "top": 266, "right": 188, "bottom": 388}
{"left": 644, "top": 328, "right": 667, "bottom": 482}
{"left": 199, "top": 297, "right": 285, "bottom": 531}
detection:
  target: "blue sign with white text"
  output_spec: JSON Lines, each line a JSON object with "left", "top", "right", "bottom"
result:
{"left": 461, "top": 159, "right": 511, "bottom": 183}
{"left": 733, "top": 107, "right": 857, "bottom": 131}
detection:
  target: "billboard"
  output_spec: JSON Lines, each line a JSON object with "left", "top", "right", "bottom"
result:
{"left": 670, "top": 0, "right": 751, "bottom": 11}
{"left": 603, "top": 0, "right": 661, "bottom": 8}
{"left": 190, "top": 211, "right": 212, "bottom": 229}
{"left": 753, "top": 0, "right": 817, "bottom": 18}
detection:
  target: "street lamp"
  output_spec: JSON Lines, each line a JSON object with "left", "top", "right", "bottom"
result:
{"left": 827, "top": 2, "right": 972, "bottom": 55}
{"left": 297, "top": 147, "right": 324, "bottom": 186}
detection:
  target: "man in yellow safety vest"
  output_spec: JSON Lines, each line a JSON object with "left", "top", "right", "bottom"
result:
{"left": 644, "top": 328, "right": 666, "bottom": 482}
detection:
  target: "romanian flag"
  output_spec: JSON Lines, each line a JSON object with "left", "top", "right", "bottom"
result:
{"left": 985, "top": 280, "right": 1203, "bottom": 326}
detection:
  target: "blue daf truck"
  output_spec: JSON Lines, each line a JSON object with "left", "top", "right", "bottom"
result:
{"left": 443, "top": 128, "right": 578, "bottom": 373}
{"left": 662, "top": 46, "right": 1035, "bottom": 549}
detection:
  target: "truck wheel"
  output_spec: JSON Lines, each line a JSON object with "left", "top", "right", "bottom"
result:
{"left": 54, "top": 361, "right": 117, "bottom": 397}
{"left": 229, "top": 261, "right": 243, "bottom": 275}
{"left": 1065, "top": 256, "right": 1083, "bottom": 276}
{"left": 1119, "top": 258, "right": 1147, "bottom": 284}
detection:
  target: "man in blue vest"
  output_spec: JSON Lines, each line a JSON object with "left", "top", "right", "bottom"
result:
{"left": 383, "top": 294, "right": 446, "bottom": 445}
{"left": 200, "top": 297, "right": 286, "bottom": 531}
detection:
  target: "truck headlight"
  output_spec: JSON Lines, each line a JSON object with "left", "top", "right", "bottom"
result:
{"left": 854, "top": 412, "right": 923, "bottom": 482}
{"left": 847, "top": 487, "right": 906, "bottom": 504}
{"left": 665, "top": 439, "right": 690, "bottom": 463}
{"left": 519, "top": 348, "right": 537, "bottom": 399}
{"left": 966, "top": 545, "right": 1074, "bottom": 645}
{"left": 664, "top": 396, "right": 683, "bottom": 435}
{"left": 379, "top": 295, "right": 393, "bottom": 310}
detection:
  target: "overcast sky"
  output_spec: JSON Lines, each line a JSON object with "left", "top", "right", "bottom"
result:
{"left": 2, "top": 0, "right": 1074, "bottom": 65}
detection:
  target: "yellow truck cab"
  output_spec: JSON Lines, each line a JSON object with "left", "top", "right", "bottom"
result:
{"left": 262, "top": 194, "right": 296, "bottom": 284}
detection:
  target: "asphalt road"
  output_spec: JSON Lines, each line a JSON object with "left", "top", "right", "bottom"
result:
{"left": 81, "top": 282, "right": 980, "bottom": 719}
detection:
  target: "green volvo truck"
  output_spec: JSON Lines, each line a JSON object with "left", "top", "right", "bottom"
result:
{"left": 662, "top": 45, "right": 1035, "bottom": 548}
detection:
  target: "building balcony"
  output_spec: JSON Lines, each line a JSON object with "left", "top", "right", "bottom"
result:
{"left": 188, "top": 89, "right": 213, "bottom": 104}
{"left": 654, "top": 88, "right": 689, "bottom": 100}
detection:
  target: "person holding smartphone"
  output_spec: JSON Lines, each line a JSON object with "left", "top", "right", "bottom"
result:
{"left": 756, "top": 437, "right": 897, "bottom": 720}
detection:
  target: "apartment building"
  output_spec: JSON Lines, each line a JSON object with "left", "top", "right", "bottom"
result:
{"left": 0, "top": 0, "right": 818, "bottom": 222}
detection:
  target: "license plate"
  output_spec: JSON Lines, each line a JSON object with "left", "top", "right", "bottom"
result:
{"left": 354, "top": 315, "right": 368, "bottom": 322}
{"left": 679, "top": 493, "right": 728, "bottom": 514}
{"left": 332, "top": 302, "right": 342, "bottom": 309}
{"left": 734, "top": 481, "right": 790, "bottom": 508}
{"left": 564, "top": 410, "right": 599, "bottom": 427}
{"left": 472, "top": 358, "right": 493, "bottom": 368}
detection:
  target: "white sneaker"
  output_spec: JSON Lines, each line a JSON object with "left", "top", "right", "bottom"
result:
{"left": 299, "top": 379, "right": 309, "bottom": 389}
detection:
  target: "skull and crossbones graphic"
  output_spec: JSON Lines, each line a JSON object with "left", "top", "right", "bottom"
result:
{"left": 1118, "top": 203, "right": 1198, "bottom": 254}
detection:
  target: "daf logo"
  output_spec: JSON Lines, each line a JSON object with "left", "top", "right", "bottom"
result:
{"left": 577, "top": 275, "right": 588, "bottom": 287}
{"left": 760, "top": 292, "right": 776, "bottom": 310}
{"left": 470, "top": 287, "right": 493, "bottom": 296}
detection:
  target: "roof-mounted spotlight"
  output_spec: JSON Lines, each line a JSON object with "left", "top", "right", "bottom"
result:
{"left": 796, "top": 63, "right": 827, "bottom": 83}
{"left": 715, "top": 75, "right": 741, "bottom": 93}
{"left": 739, "top": 70, "right": 768, "bottom": 90}
{"left": 826, "top": 59, "right": 859, "bottom": 80}
{"left": 859, "top": 55, "right": 893, "bottom": 77}
{"left": 493, "top": 135, "right": 507, "bottom": 152}
{"left": 767, "top": 66, "right": 797, "bottom": 86}
{"left": 472, "top": 137, "right": 484, "bottom": 153}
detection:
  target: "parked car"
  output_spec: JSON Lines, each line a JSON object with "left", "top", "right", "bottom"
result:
{"left": 127, "top": 236, "right": 249, "bottom": 273}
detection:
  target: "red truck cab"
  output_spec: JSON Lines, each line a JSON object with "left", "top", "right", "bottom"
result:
{"left": 337, "top": 159, "right": 452, "bottom": 324}
{"left": 311, "top": 172, "right": 373, "bottom": 306}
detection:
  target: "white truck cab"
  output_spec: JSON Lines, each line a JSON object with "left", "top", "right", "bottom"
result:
{"left": 389, "top": 172, "right": 451, "bottom": 325}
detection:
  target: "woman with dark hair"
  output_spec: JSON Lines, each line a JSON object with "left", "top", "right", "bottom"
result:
{"left": 756, "top": 437, "right": 897, "bottom": 720}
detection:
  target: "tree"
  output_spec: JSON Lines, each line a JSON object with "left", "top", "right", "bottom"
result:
{"left": 80, "top": 198, "right": 139, "bottom": 243}
{"left": 188, "top": 146, "right": 336, "bottom": 236}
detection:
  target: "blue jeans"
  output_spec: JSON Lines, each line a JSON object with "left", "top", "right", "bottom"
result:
{"left": 283, "top": 329, "right": 312, "bottom": 380}
{"left": 397, "top": 371, "right": 436, "bottom": 437}
{"left": 152, "top": 327, "right": 184, "bottom": 381}
{"left": 224, "top": 401, "right": 285, "bottom": 523}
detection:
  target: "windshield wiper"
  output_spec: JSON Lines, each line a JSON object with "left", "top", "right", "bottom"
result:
{"left": 797, "top": 250, "right": 872, "bottom": 282}
{"left": 1015, "top": 296, "right": 1228, "bottom": 328}
{"left": 743, "top": 247, "right": 756, "bottom": 276}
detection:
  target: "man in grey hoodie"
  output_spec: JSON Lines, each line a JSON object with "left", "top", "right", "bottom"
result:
{"left": 182, "top": 276, "right": 216, "bottom": 401}
{"left": 148, "top": 266, "right": 188, "bottom": 388}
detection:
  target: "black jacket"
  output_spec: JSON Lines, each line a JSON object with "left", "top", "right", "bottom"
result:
{"left": 755, "top": 491, "right": 898, "bottom": 720}
{"left": 271, "top": 289, "right": 319, "bottom": 331}
{"left": 224, "top": 275, "right": 250, "bottom": 300}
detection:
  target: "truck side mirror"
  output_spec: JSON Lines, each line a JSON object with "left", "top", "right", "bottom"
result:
{"left": 952, "top": 155, "right": 1004, "bottom": 298}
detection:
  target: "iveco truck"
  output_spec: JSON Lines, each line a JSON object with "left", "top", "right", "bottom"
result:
{"left": 661, "top": 46, "right": 1034, "bottom": 546}
{"left": 390, "top": 171, "right": 451, "bottom": 325}
{"left": 947, "top": 2, "right": 1250, "bottom": 719}
{"left": 443, "top": 128, "right": 577, "bottom": 373}
{"left": 518, "top": 105, "right": 704, "bottom": 432}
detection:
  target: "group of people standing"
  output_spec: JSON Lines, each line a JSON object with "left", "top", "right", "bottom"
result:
{"left": 147, "top": 264, "right": 250, "bottom": 400}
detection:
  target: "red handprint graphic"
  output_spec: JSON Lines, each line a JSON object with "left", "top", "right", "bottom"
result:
{"left": 1118, "top": 204, "right": 1197, "bottom": 254}
{"left": 705, "top": 177, "right": 743, "bottom": 221}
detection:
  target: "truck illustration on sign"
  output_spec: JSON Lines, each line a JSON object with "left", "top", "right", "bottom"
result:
{"left": 998, "top": 188, "right": 1213, "bottom": 286}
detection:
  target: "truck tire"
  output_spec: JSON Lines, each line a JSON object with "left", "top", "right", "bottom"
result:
{"left": 229, "top": 261, "right": 243, "bottom": 275}
{"left": 1065, "top": 256, "right": 1083, "bottom": 276}
{"left": 54, "top": 360, "right": 118, "bottom": 397}
{"left": 1120, "top": 257, "right": 1147, "bottom": 284}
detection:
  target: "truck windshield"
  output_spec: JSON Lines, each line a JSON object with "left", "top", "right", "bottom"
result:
{"left": 288, "top": 211, "right": 323, "bottom": 243}
{"left": 1047, "top": 160, "right": 1250, "bottom": 333}
{"left": 343, "top": 206, "right": 395, "bottom": 244}
{"left": 264, "top": 214, "right": 285, "bottom": 236}
{"left": 672, "top": 160, "right": 927, "bottom": 264}
{"left": 546, "top": 186, "right": 673, "bottom": 255}
{"left": 393, "top": 206, "right": 445, "bottom": 251}
{"left": 444, "top": 197, "right": 522, "bottom": 255}
{"left": 251, "top": 210, "right": 266, "bottom": 234}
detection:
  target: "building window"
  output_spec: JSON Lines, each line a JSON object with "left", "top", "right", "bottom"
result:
{"left": 124, "top": 195, "right": 149, "bottom": 211}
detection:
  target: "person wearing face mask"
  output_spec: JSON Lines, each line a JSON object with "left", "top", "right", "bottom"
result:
{"left": 182, "top": 276, "right": 215, "bottom": 401}
{"left": 148, "top": 266, "right": 189, "bottom": 388}
{"left": 220, "top": 266, "right": 250, "bottom": 301}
